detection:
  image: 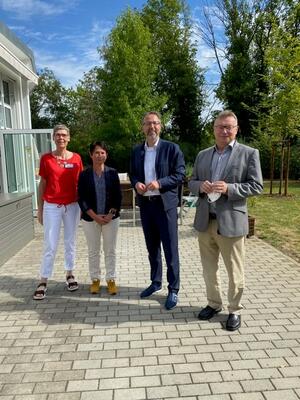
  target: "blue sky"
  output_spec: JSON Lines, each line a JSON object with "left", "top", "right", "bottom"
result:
{"left": 0, "top": 0, "right": 225, "bottom": 107}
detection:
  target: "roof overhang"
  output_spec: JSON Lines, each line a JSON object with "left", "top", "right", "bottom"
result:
{"left": 0, "top": 21, "right": 38, "bottom": 85}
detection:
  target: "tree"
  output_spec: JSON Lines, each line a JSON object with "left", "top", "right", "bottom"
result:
{"left": 97, "top": 8, "right": 167, "bottom": 170}
{"left": 70, "top": 68, "right": 103, "bottom": 162}
{"left": 198, "top": 0, "right": 282, "bottom": 139}
{"left": 30, "top": 68, "right": 77, "bottom": 129}
{"left": 141, "top": 0, "right": 205, "bottom": 159}
{"left": 254, "top": 1, "right": 300, "bottom": 194}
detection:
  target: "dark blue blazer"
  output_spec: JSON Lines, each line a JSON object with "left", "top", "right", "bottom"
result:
{"left": 78, "top": 166, "right": 122, "bottom": 221}
{"left": 130, "top": 139, "right": 185, "bottom": 210}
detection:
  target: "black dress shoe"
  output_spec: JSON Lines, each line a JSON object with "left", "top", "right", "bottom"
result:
{"left": 226, "top": 314, "right": 241, "bottom": 331}
{"left": 198, "top": 305, "right": 222, "bottom": 320}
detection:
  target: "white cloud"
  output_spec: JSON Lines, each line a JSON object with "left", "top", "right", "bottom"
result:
{"left": 29, "top": 21, "right": 112, "bottom": 87}
{"left": 0, "top": 0, "right": 79, "bottom": 20}
{"left": 8, "top": 19, "right": 112, "bottom": 87}
{"left": 34, "top": 49, "right": 91, "bottom": 87}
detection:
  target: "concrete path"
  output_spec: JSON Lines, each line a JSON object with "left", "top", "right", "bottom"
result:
{"left": 0, "top": 210, "right": 300, "bottom": 400}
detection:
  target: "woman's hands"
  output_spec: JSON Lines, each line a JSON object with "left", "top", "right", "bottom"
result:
{"left": 95, "top": 213, "right": 113, "bottom": 225}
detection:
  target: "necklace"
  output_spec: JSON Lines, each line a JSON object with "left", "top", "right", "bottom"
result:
{"left": 53, "top": 151, "right": 69, "bottom": 168}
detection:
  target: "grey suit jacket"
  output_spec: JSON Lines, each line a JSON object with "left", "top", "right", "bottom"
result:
{"left": 188, "top": 142, "right": 263, "bottom": 237}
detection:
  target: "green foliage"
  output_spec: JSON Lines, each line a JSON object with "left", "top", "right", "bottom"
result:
{"left": 216, "top": 0, "right": 258, "bottom": 138}
{"left": 142, "top": 0, "right": 205, "bottom": 147}
{"left": 30, "top": 1, "right": 206, "bottom": 169}
{"left": 215, "top": 0, "right": 283, "bottom": 139}
{"left": 248, "top": 181, "right": 300, "bottom": 262}
{"left": 97, "top": 8, "right": 167, "bottom": 170}
{"left": 257, "top": 2, "right": 300, "bottom": 143}
{"left": 30, "top": 68, "right": 77, "bottom": 129}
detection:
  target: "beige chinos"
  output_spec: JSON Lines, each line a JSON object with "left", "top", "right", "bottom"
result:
{"left": 198, "top": 220, "right": 245, "bottom": 314}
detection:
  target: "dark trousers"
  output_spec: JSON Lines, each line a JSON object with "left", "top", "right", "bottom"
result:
{"left": 139, "top": 196, "right": 180, "bottom": 293}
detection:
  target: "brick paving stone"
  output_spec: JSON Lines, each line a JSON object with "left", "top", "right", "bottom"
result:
{"left": 231, "top": 393, "right": 265, "bottom": 400}
{"left": 178, "top": 383, "right": 210, "bottom": 397}
{"left": 81, "top": 390, "right": 113, "bottom": 400}
{"left": 67, "top": 379, "right": 98, "bottom": 391}
{"left": 221, "top": 369, "right": 252, "bottom": 381}
{"left": 210, "top": 381, "right": 243, "bottom": 394}
{"left": 195, "top": 396, "right": 230, "bottom": 400}
{"left": 48, "top": 394, "right": 81, "bottom": 400}
{"left": 33, "top": 381, "right": 67, "bottom": 394}
{"left": 132, "top": 375, "right": 161, "bottom": 387}
{"left": 54, "top": 370, "right": 85, "bottom": 381}
{"left": 240, "top": 378, "right": 275, "bottom": 392}
{"left": 0, "top": 365, "right": 14, "bottom": 373}
{"left": 114, "top": 388, "right": 145, "bottom": 400}
{"left": 191, "top": 371, "right": 222, "bottom": 383}
{"left": 212, "top": 351, "right": 241, "bottom": 361}
{"left": 202, "top": 361, "right": 231, "bottom": 372}
{"left": 279, "top": 366, "right": 300, "bottom": 377}
{"left": 1, "top": 215, "right": 300, "bottom": 400}
{"left": 102, "top": 357, "right": 129, "bottom": 368}
{"left": 99, "top": 377, "right": 129, "bottom": 390}
{"left": 1, "top": 382, "right": 35, "bottom": 395}
{"left": 143, "top": 345, "right": 170, "bottom": 355}
{"left": 22, "top": 371, "right": 55, "bottom": 382}
{"left": 249, "top": 367, "right": 282, "bottom": 379}
{"left": 0, "top": 372, "right": 24, "bottom": 384}
{"left": 15, "top": 395, "right": 48, "bottom": 400}
{"left": 271, "top": 377, "right": 300, "bottom": 390}
{"left": 147, "top": 385, "right": 179, "bottom": 399}
{"left": 161, "top": 373, "right": 191, "bottom": 385}
{"left": 263, "top": 389, "right": 300, "bottom": 400}
{"left": 145, "top": 364, "right": 173, "bottom": 375}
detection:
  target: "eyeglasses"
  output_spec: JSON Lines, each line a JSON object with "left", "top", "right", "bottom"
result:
{"left": 214, "top": 125, "right": 238, "bottom": 131}
{"left": 55, "top": 133, "right": 69, "bottom": 138}
{"left": 143, "top": 121, "right": 161, "bottom": 126}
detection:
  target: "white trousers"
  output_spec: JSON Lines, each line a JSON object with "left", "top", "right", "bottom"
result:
{"left": 81, "top": 217, "right": 120, "bottom": 281}
{"left": 40, "top": 201, "right": 80, "bottom": 278}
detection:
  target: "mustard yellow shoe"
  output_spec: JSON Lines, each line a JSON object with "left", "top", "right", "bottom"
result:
{"left": 107, "top": 279, "right": 117, "bottom": 295}
{"left": 90, "top": 279, "right": 100, "bottom": 294}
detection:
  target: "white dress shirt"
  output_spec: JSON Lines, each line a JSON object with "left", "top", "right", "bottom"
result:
{"left": 144, "top": 138, "right": 160, "bottom": 196}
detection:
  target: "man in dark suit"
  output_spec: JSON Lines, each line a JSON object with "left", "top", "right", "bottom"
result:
{"left": 130, "top": 111, "right": 185, "bottom": 310}
{"left": 189, "top": 110, "right": 263, "bottom": 330}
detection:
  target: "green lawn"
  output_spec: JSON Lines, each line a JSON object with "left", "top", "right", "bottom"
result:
{"left": 248, "top": 181, "right": 300, "bottom": 263}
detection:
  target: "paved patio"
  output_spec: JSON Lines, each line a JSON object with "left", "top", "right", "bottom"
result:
{"left": 1, "top": 209, "right": 300, "bottom": 400}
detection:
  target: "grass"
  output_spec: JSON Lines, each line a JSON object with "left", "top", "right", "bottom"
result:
{"left": 248, "top": 180, "right": 300, "bottom": 263}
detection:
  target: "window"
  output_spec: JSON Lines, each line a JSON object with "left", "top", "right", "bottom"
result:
{"left": 0, "top": 78, "right": 14, "bottom": 129}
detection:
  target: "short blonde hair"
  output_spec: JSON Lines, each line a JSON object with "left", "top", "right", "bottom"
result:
{"left": 214, "top": 110, "right": 238, "bottom": 125}
{"left": 53, "top": 124, "right": 70, "bottom": 137}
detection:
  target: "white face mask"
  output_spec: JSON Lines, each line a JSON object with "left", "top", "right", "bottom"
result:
{"left": 207, "top": 192, "right": 221, "bottom": 203}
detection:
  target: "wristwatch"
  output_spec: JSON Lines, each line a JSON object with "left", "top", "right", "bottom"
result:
{"left": 109, "top": 208, "right": 117, "bottom": 216}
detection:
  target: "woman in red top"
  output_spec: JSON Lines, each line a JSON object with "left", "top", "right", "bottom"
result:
{"left": 33, "top": 124, "right": 83, "bottom": 300}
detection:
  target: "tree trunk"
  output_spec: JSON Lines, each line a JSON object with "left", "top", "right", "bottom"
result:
{"left": 270, "top": 146, "right": 275, "bottom": 195}
{"left": 279, "top": 141, "right": 284, "bottom": 195}
{"left": 284, "top": 139, "right": 290, "bottom": 196}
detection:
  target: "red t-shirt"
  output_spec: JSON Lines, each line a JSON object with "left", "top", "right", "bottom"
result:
{"left": 39, "top": 152, "right": 83, "bottom": 205}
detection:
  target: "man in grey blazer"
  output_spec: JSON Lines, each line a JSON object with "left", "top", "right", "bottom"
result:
{"left": 189, "top": 110, "right": 263, "bottom": 331}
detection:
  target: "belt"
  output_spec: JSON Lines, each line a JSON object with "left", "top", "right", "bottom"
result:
{"left": 209, "top": 213, "right": 217, "bottom": 220}
{"left": 142, "top": 195, "right": 161, "bottom": 202}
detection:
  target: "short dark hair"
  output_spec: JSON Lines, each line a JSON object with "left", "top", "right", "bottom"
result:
{"left": 89, "top": 141, "right": 108, "bottom": 154}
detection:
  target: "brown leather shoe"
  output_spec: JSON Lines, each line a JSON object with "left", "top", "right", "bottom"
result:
{"left": 107, "top": 279, "right": 118, "bottom": 295}
{"left": 90, "top": 279, "right": 100, "bottom": 294}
